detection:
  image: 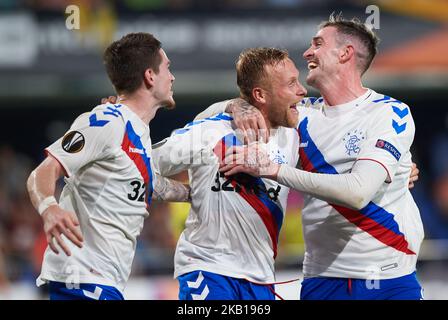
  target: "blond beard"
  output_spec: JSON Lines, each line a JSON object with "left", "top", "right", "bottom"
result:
{"left": 269, "top": 108, "right": 297, "bottom": 129}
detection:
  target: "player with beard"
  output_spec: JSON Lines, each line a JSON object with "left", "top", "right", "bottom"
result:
{"left": 218, "top": 15, "right": 424, "bottom": 300}
{"left": 152, "top": 48, "right": 307, "bottom": 300}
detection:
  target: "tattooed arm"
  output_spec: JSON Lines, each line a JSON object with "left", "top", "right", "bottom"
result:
{"left": 195, "top": 98, "right": 268, "bottom": 143}
{"left": 219, "top": 143, "right": 386, "bottom": 210}
{"left": 152, "top": 173, "right": 191, "bottom": 203}
{"left": 229, "top": 98, "right": 268, "bottom": 143}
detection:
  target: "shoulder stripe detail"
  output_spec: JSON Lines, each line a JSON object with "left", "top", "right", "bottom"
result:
{"left": 173, "top": 113, "right": 233, "bottom": 135}
{"left": 214, "top": 133, "right": 283, "bottom": 259}
{"left": 121, "top": 121, "right": 154, "bottom": 208}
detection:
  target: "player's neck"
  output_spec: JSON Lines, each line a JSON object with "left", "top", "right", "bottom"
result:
{"left": 318, "top": 72, "right": 367, "bottom": 106}
{"left": 255, "top": 105, "right": 272, "bottom": 132}
{"left": 117, "top": 92, "right": 160, "bottom": 124}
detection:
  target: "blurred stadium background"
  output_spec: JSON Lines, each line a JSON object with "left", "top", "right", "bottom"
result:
{"left": 0, "top": 0, "right": 447, "bottom": 300}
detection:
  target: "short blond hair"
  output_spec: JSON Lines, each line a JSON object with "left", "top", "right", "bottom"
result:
{"left": 236, "top": 48, "right": 289, "bottom": 102}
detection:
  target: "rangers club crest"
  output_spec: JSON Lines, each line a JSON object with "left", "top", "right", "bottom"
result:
{"left": 343, "top": 129, "right": 365, "bottom": 156}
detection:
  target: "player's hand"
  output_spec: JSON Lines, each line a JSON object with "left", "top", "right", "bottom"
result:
{"left": 101, "top": 96, "right": 118, "bottom": 104}
{"left": 409, "top": 162, "right": 419, "bottom": 189}
{"left": 219, "top": 143, "right": 280, "bottom": 178}
{"left": 225, "top": 98, "right": 269, "bottom": 143}
{"left": 41, "top": 205, "right": 83, "bottom": 256}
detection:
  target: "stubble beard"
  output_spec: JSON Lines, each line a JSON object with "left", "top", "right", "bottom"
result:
{"left": 269, "top": 106, "right": 297, "bottom": 129}
{"left": 161, "top": 96, "right": 176, "bottom": 110}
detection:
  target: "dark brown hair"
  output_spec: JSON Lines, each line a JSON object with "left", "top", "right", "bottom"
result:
{"left": 236, "top": 47, "right": 289, "bottom": 102}
{"left": 319, "top": 13, "right": 379, "bottom": 74}
{"left": 103, "top": 32, "right": 162, "bottom": 94}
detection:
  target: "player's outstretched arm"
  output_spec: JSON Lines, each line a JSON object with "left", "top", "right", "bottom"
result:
{"left": 152, "top": 174, "right": 191, "bottom": 203}
{"left": 194, "top": 100, "right": 229, "bottom": 121}
{"left": 219, "top": 143, "right": 386, "bottom": 210}
{"left": 26, "top": 155, "right": 83, "bottom": 256}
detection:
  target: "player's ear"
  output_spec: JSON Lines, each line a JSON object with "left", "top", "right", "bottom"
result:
{"left": 252, "top": 87, "right": 266, "bottom": 104}
{"left": 143, "top": 68, "right": 156, "bottom": 88}
{"left": 340, "top": 45, "right": 354, "bottom": 64}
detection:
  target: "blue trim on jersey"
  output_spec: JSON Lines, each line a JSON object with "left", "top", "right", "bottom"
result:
{"left": 89, "top": 104, "right": 124, "bottom": 127}
{"left": 360, "top": 202, "right": 406, "bottom": 237}
{"left": 392, "top": 120, "right": 407, "bottom": 134}
{"left": 308, "top": 97, "right": 318, "bottom": 104}
{"left": 222, "top": 132, "right": 242, "bottom": 147}
{"left": 186, "top": 113, "right": 233, "bottom": 127}
{"left": 221, "top": 133, "right": 284, "bottom": 236}
{"left": 174, "top": 113, "right": 233, "bottom": 135}
{"left": 89, "top": 113, "right": 110, "bottom": 127}
{"left": 174, "top": 128, "right": 190, "bottom": 135}
{"left": 103, "top": 105, "right": 123, "bottom": 118}
{"left": 49, "top": 281, "right": 124, "bottom": 300}
{"left": 298, "top": 117, "right": 338, "bottom": 174}
{"left": 305, "top": 97, "right": 324, "bottom": 105}
{"left": 298, "top": 117, "right": 407, "bottom": 242}
{"left": 255, "top": 187, "right": 284, "bottom": 235}
{"left": 392, "top": 106, "right": 409, "bottom": 119}
{"left": 125, "top": 121, "right": 154, "bottom": 203}
{"left": 209, "top": 113, "right": 233, "bottom": 121}
{"left": 372, "top": 95, "right": 403, "bottom": 104}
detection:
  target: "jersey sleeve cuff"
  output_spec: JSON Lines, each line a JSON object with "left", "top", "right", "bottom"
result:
{"left": 356, "top": 158, "right": 392, "bottom": 183}
{"left": 45, "top": 148, "right": 71, "bottom": 178}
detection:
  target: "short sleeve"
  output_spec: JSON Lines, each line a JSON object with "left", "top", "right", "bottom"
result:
{"left": 194, "top": 100, "right": 229, "bottom": 120}
{"left": 46, "top": 110, "right": 124, "bottom": 177}
{"left": 152, "top": 121, "right": 222, "bottom": 177}
{"left": 357, "top": 104, "right": 415, "bottom": 182}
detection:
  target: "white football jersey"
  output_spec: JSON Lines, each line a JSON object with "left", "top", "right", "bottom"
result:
{"left": 38, "top": 103, "right": 154, "bottom": 292}
{"left": 152, "top": 114, "right": 299, "bottom": 283}
{"left": 297, "top": 89, "right": 424, "bottom": 279}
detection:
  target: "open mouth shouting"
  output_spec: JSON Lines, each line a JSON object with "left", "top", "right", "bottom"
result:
{"left": 308, "top": 61, "right": 318, "bottom": 71}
